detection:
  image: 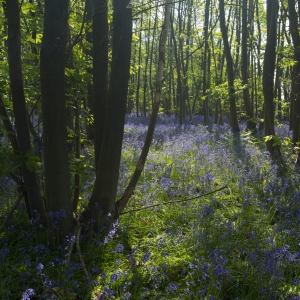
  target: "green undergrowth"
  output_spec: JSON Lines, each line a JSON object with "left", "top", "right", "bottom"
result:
{"left": 1, "top": 119, "right": 300, "bottom": 299}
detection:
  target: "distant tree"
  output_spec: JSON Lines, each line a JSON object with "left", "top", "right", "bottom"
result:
{"left": 219, "top": 0, "right": 240, "bottom": 132}
{"left": 242, "top": 0, "right": 256, "bottom": 131}
{"left": 202, "top": 0, "right": 211, "bottom": 123}
{"left": 263, "top": 0, "right": 282, "bottom": 161}
{"left": 287, "top": 0, "right": 300, "bottom": 167}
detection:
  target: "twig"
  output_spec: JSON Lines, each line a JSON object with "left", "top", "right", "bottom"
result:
{"left": 75, "top": 217, "right": 93, "bottom": 291}
{"left": 0, "top": 192, "right": 24, "bottom": 234}
{"left": 121, "top": 185, "right": 228, "bottom": 215}
{"left": 65, "top": 226, "right": 78, "bottom": 268}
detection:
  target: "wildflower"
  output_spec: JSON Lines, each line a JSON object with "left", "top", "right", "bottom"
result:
{"left": 166, "top": 282, "right": 178, "bottom": 295}
{"left": 110, "top": 273, "right": 118, "bottom": 283}
{"left": 37, "top": 263, "right": 44, "bottom": 275}
{"left": 98, "top": 287, "right": 115, "bottom": 300}
{"left": 21, "top": 288, "right": 35, "bottom": 300}
{"left": 160, "top": 177, "right": 172, "bottom": 188}
{"left": 142, "top": 250, "right": 151, "bottom": 263}
{"left": 113, "top": 244, "right": 124, "bottom": 253}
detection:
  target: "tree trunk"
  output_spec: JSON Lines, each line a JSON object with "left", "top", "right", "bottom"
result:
{"left": 93, "top": 0, "right": 109, "bottom": 169}
{"left": 6, "top": 0, "right": 46, "bottom": 224}
{"left": 135, "top": 14, "right": 143, "bottom": 118}
{"left": 40, "top": 0, "right": 73, "bottom": 245}
{"left": 116, "top": 0, "right": 171, "bottom": 215}
{"left": 242, "top": 0, "right": 256, "bottom": 131}
{"left": 288, "top": 0, "right": 300, "bottom": 167}
{"left": 202, "top": 0, "right": 210, "bottom": 123}
{"left": 170, "top": 15, "right": 184, "bottom": 124}
{"left": 219, "top": 0, "right": 240, "bottom": 132}
{"left": 81, "top": 0, "right": 132, "bottom": 229}
{"left": 263, "top": 0, "right": 282, "bottom": 161}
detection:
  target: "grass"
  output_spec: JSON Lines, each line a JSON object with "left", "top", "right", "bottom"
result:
{"left": 1, "top": 115, "right": 300, "bottom": 299}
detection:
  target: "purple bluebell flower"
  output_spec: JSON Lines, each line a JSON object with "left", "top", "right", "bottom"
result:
{"left": 21, "top": 288, "right": 35, "bottom": 300}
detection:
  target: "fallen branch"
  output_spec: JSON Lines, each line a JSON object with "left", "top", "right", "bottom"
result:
{"left": 121, "top": 185, "right": 228, "bottom": 215}
{"left": 0, "top": 191, "right": 24, "bottom": 234}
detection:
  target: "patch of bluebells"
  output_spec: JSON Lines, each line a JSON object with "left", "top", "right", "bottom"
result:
{"left": 2, "top": 115, "right": 300, "bottom": 298}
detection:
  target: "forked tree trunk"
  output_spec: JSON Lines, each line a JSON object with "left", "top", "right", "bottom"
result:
{"left": 81, "top": 0, "right": 132, "bottom": 228}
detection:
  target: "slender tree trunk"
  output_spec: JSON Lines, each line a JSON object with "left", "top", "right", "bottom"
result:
{"left": 85, "top": 0, "right": 94, "bottom": 140}
{"left": 219, "top": 0, "right": 239, "bottom": 132}
{"left": 202, "top": 0, "right": 211, "bottom": 123}
{"left": 6, "top": 0, "right": 46, "bottom": 224}
{"left": 288, "top": 0, "right": 300, "bottom": 166}
{"left": 149, "top": 8, "right": 158, "bottom": 105}
{"left": 263, "top": 0, "right": 282, "bottom": 161}
{"left": 116, "top": 0, "right": 171, "bottom": 215}
{"left": 93, "top": 0, "right": 109, "bottom": 169}
{"left": 73, "top": 98, "right": 81, "bottom": 212}
{"left": 242, "top": 0, "right": 256, "bottom": 131}
{"left": 171, "top": 15, "right": 184, "bottom": 124}
{"left": 135, "top": 14, "right": 143, "bottom": 118}
{"left": 40, "top": 0, "right": 73, "bottom": 244}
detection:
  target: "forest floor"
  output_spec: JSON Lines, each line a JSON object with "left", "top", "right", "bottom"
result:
{"left": 1, "top": 115, "right": 300, "bottom": 299}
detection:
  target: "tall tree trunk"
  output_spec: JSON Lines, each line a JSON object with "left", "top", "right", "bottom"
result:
{"left": 242, "top": 0, "right": 256, "bottom": 131}
{"left": 6, "top": 0, "right": 46, "bottom": 224}
{"left": 202, "top": 0, "right": 211, "bottom": 123}
{"left": 219, "top": 0, "right": 240, "bottom": 132}
{"left": 81, "top": 0, "right": 132, "bottom": 228}
{"left": 171, "top": 15, "right": 184, "bottom": 124}
{"left": 263, "top": 0, "right": 282, "bottom": 161}
{"left": 116, "top": 0, "right": 171, "bottom": 215}
{"left": 288, "top": 0, "right": 300, "bottom": 167}
{"left": 135, "top": 14, "right": 143, "bottom": 118}
{"left": 40, "top": 0, "right": 73, "bottom": 245}
{"left": 93, "top": 0, "right": 109, "bottom": 169}
{"left": 85, "top": 0, "right": 94, "bottom": 140}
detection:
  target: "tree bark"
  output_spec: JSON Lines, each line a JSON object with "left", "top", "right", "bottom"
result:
{"left": 219, "top": 0, "right": 240, "bottom": 132}
{"left": 202, "top": 0, "right": 210, "bottom": 123}
{"left": 242, "top": 0, "right": 256, "bottom": 131}
{"left": 81, "top": 0, "right": 132, "bottom": 228}
{"left": 93, "top": 0, "right": 109, "bottom": 169}
{"left": 40, "top": 0, "right": 73, "bottom": 245}
{"left": 263, "top": 0, "right": 282, "bottom": 161}
{"left": 288, "top": 0, "right": 300, "bottom": 166}
{"left": 116, "top": 0, "right": 171, "bottom": 215}
{"left": 6, "top": 0, "right": 46, "bottom": 224}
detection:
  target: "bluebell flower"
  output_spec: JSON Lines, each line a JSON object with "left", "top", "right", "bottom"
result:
{"left": 37, "top": 263, "right": 44, "bottom": 275}
{"left": 142, "top": 250, "right": 151, "bottom": 263}
{"left": 166, "top": 282, "right": 178, "bottom": 295}
{"left": 21, "top": 288, "right": 35, "bottom": 300}
{"left": 113, "top": 244, "right": 124, "bottom": 253}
